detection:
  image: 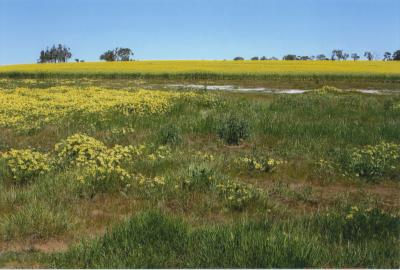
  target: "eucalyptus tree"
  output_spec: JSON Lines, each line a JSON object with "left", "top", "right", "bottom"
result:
{"left": 383, "top": 52, "right": 392, "bottom": 61}
{"left": 364, "top": 51, "right": 374, "bottom": 61}
{"left": 351, "top": 53, "right": 360, "bottom": 61}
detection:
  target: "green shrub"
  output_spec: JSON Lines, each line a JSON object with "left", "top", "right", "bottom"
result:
{"left": 217, "top": 113, "right": 250, "bottom": 145}
{"left": 74, "top": 167, "right": 131, "bottom": 198}
{"left": 181, "top": 163, "right": 216, "bottom": 191}
{"left": 157, "top": 124, "right": 182, "bottom": 145}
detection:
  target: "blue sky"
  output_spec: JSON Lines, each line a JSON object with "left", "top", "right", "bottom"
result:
{"left": 0, "top": 0, "right": 399, "bottom": 65}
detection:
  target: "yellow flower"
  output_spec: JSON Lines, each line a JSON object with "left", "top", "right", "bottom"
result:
{"left": 350, "top": 206, "right": 359, "bottom": 212}
{"left": 0, "top": 87, "right": 214, "bottom": 133}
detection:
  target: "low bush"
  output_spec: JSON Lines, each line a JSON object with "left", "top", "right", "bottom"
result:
{"left": 217, "top": 113, "right": 250, "bottom": 145}
{"left": 181, "top": 163, "right": 216, "bottom": 191}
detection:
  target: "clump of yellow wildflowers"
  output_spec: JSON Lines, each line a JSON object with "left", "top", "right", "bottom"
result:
{"left": 126, "top": 174, "right": 166, "bottom": 198}
{"left": 312, "top": 85, "right": 344, "bottom": 94}
{"left": 55, "top": 134, "right": 145, "bottom": 194}
{"left": 347, "top": 141, "right": 400, "bottom": 178}
{"left": 193, "top": 151, "right": 215, "bottom": 162}
{"left": 217, "top": 180, "right": 262, "bottom": 210}
{"left": 1, "top": 149, "right": 51, "bottom": 184}
{"left": 236, "top": 156, "right": 284, "bottom": 173}
{"left": 136, "top": 174, "right": 166, "bottom": 189}
{"left": 147, "top": 145, "right": 172, "bottom": 161}
{"left": 0, "top": 87, "right": 214, "bottom": 133}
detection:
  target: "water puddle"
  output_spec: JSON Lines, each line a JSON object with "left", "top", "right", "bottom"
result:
{"left": 167, "top": 84, "right": 308, "bottom": 94}
{"left": 165, "top": 84, "right": 398, "bottom": 95}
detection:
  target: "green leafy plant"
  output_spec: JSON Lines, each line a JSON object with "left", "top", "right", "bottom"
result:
{"left": 181, "top": 163, "right": 216, "bottom": 191}
{"left": 217, "top": 113, "right": 250, "bottom": 145}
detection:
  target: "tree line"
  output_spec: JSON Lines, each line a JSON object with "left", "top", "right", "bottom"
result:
{"left": 235, "top": 49, "right": 400, "bottom": 61}
{"left": 37, "top": 45, "right": 400, "bottom": 63}
{"left": 37, "top": 45, "right": 135, "bottom": 63}
{"left": 37, "top": 44, "right": 72, "bottom": 63}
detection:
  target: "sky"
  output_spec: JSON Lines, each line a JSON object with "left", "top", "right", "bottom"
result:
{"left": 0, "top": 0, "right": 399, "bottom": 65}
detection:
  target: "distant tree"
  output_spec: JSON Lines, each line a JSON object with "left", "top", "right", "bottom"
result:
{"left": 233, "top": 57, "right": 244, "bottom": 61}
{"left": 351, "top": 53, "right": 360, "bottom": 61}
{"left": 260, "top": 56, "right": 267, "bottom": 60}
{"left": 37, "top": 44, "right": 72, "bottom": 63}
{"left": 298, "top": 56, "right": 311, "bottom": 60}
{"left": 343, "top": 53, "right": 349, "bottom": 60}
{"left": 383, "top": 52, "right": 392, "bottom": 61}
{"left": 100, "top": 47, "right": 134, "bottom": 61}
{"left": 38, "top": 50, "right": 46, "bottom": 63}
{"left": 49, "top": 45, "right": 57, "bottom": 62}
{"left": 270, "top": 57, "right": 278, "bottom": 60}
{"left": 283, "top": 54, "right": 297, "bottom": 60}
{"left": 393, "top": 50, "right": 400, "bottom": 61}
{"left": 364, "top": 51, "right": 373, "bottom": 61}
{"left": 331, "top": 49, "right": 344, "bottom": 60}
{"left": 316, "top": 54, "right": 327, "bottom": 60}
{"left": 100, "top": 50, "right": 117, "bottom": 61}
{"left": 75, "top": 58, "right": 80, "bottom": 62}
{"left": 115, "top": 47, "right": 134, "bottom": 61}
{"left": 251, "top": 56, "right": 259, "bottom": 60}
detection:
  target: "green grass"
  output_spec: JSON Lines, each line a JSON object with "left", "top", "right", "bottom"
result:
{"left": 0, "top": 79, "right": 399, "bottom": 268}
{"left": 49, "top": 211, "right": 399, "bottom": 268}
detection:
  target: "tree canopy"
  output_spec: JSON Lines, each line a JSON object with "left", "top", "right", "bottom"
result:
{"left": 100, "top": 48, "right": 134, "bottom": 61}
{"left": 38, "top": 44, "right": 72, "bottom": 63}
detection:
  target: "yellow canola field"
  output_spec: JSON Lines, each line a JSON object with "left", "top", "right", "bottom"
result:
{"left": 1, "top": 60, "right": 399, "bottom": 75}
{"left": 0, "top": 87, "right": 204, "bottom": 132}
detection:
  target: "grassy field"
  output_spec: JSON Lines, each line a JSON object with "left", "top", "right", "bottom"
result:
{"left": 1, "top": 60, "right": 400, "bottom": 89}
{"left": 0, "top": 78, "right": 399, "bottom": 268}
